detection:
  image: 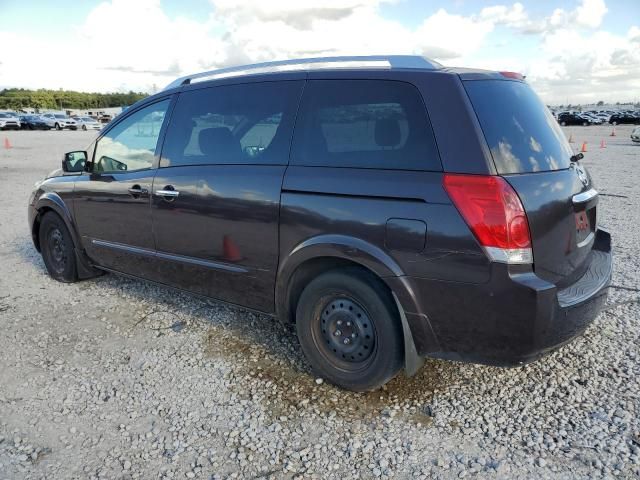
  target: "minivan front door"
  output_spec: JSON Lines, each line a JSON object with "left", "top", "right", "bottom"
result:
{"left": 149, "top": 80, "right": 304, "bottom": 312}
{"left": 74, "top": 98, "right": 171, "bottom": 276}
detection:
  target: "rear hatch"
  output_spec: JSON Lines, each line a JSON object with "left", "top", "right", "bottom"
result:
{"left": 463, "top": 78, "right": 597, "bottom": 287}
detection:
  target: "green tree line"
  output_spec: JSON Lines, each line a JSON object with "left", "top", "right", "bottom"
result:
{"left": 0, "top": 88, "right": 148, "bottom": 110}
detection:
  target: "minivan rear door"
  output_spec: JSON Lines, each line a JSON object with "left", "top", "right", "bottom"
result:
{"left": 463, "top": 79, "right": 597, "bottom": 287}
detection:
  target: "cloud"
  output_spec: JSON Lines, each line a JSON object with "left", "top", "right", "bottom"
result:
{"left": 0, "top": 0, "right": 637, "bottom": 104}
{"left": 574, "top": 0, "right": 608, "bottom": 28}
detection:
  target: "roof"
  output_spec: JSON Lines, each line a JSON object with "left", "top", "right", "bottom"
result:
{"left": 163, "top": 55, "right": 443, "bottom": 91}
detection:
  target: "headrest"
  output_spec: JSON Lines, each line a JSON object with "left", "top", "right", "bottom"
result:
{"left": 198, "top": 127, "right": 240, "bottom": 159}
{"left": 374, "top": 118, "right": 401, "bottom": 147}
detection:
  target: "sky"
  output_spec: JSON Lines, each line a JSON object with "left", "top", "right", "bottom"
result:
{"left": 0, "top": 0, "right": 638, "bottom": 104}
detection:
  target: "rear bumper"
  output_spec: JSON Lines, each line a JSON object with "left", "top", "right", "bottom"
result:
{"left": 390, "top": 228, "right": 612, "bottom": 366}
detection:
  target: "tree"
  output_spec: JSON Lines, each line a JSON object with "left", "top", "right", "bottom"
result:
{"left": 0, "top": 88, "right": 148, "bottom": 110}
{"left": 597, "top": 100, "right": 604, "bottom": 106}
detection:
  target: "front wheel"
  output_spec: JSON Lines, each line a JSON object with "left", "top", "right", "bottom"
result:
{"left": 55, "top": 123, "right": 61, "bottom": 130}
{"left": 82, "top": 125, "right": 87, "bottom": 131}
{"left": 39, "top": 212, "right": 78, "bottom": 282}
{"left": 583, "top": 121, "right": 588, "bottom": 126}
{"left": 295, "top": 268, "right": 403, "bottom": 391}
{"left": 560, "top": 121, "right": 567, "bottom": 126}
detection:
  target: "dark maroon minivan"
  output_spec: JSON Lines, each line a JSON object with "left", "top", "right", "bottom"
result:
{"left": 28, "top": 56, "right": 612, "bottom": 391}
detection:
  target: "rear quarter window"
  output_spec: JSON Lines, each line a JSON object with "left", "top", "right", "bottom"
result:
{"left": 464, "top": 80, "right": 573, "bottom": 174}
{"left": 291, "top": 79, "right": 441, "bottom": 171}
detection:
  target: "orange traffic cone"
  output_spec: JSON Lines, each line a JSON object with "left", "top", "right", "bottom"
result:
{"left": 3, "top": 137, "right": 11, "bottom": 149}
{"left": 580, "top": 141, "right": 587, "bottom": 153}
{"left": 600, "top": 139, "right": 606, "bottom": 149}
{"left": 610, "top": 127, "right": 616, "bottom": 137}
{"left": 222, "top": 235, "right": 242, "bottom": 262}
{"left": 568, "top": 133, "right": 574, "bottom": 143}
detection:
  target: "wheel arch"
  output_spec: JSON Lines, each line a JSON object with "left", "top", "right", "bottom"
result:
{"left": 32, "top": 193, "right": 100, "bottom": 279}
{"left": 275, "top": 234, "right": 427, "bottom": 375}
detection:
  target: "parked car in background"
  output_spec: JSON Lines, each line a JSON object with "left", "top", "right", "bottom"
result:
{"left": 0, "top": 111, "right": 21, "bottom": 130}
{"left": 19, "top": 114, "right": 50, "bottom": 130}
{"left": 72, "top": 116, "right": 102, "bottom": 131}
{"left": 631, "top": 126, "right": 640, "bottom": 143}
{"left": 557, "top": 112, "right": 592, "bottom": 126}
{"left": 609, "top": 113, "right": 640, "bottom": 125}
{"left": 580, "top": 113, "right": 603, "bottom": 125}
{"left": 40, "top": 113, "right": 78, "bottom": 130}
{"left": 28, "top": 56, "right": 612, "bottom": 391}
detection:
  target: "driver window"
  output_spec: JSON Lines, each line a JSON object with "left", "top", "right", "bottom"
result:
{"left": 93, "top": 99, "right": 170, "bottom": 173}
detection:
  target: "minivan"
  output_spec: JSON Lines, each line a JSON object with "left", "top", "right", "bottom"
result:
{"left": 29, "top": 56, "right": 612, "bottom": 391}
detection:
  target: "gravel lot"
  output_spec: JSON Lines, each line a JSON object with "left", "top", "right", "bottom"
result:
{"left": 0, "top": 126, "right": 639, "bottom": 480}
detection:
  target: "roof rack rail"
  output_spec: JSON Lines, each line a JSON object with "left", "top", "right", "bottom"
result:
{"left": 163, "top": 55, "right": 442, "bottom": 91}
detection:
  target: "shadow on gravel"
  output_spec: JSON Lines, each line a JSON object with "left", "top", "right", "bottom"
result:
{"left": 13, "top": 237, "right": 464, "bottom": 419}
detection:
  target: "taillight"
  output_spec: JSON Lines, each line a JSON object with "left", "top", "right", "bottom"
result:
{"left": 499, "top": 71, "right": 525, "bottom": 80}
{"left": 443, "top": 174, "right": 533, "bottom": 264}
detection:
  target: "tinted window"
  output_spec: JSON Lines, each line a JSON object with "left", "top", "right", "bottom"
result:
{"left": 291, "top": 80, "right": 441, "bottom": 171}
{"left": 160, "top": 81, "right": 303, "bottom": 167}
{"left": 93, "top": 99, "right": 169, "bottom": 173}
{"left": 464, "top": 80, "right": 572, "bottom": 174}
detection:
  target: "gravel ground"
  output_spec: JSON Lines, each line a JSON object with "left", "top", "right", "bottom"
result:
{"left": 0, "top": 126, "right": 639, "bottom": 480}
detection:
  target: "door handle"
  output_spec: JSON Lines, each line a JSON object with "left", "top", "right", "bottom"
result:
{"left": 128, "top": 185, "right": 148, "bottom": 198}
{"left": 154, "top": 185, "right": 180, "bottom": 200}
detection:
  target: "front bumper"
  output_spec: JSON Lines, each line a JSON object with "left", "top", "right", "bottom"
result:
{"left": 391, "top": 228, "right": 612, "bottom": 366}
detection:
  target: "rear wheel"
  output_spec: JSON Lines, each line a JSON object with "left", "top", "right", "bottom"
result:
{"left": 39, "top": 212, "right": 78, "bottom": 282}
{"left": 560, "top": 121, "right": 567, "bottom": 126}
{"left": 82, "top": 124, "right": 87, "bottom": 131}
{"left": 295, "top": 268, "right": 403, "bottom": 391}
{"left": 582, "top": 121, "right": 588, "bottom": 126}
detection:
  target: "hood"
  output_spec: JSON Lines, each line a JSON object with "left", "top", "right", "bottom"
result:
{"left": 46, "top": 168, "right": 64, "bottom": 179}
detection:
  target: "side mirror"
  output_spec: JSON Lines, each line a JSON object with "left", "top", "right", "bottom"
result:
{"left": 62, "top": 151, "right": 87, "bottom": 172}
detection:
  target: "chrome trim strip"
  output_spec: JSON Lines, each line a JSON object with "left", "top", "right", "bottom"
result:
{"left": 154, "top": 189, "right": 180, "bottom": 197}
{"left": 572, "top": 188, "right": 598, "bottom": 204}
{"left": 91, "top": 239, "right": 248, "bottom": 273}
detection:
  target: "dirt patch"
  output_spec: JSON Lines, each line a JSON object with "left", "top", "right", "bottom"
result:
{"left": 203, "top": 325, "right": 456, "bottom": 422}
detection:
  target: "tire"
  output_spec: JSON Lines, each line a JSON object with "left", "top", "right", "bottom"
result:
{"left": 55, "top": 123, "right": 61, "bottom": 130}
{"left": 295, "top": 268, "right": 403, "bottom": 391}
{"left": 39, "top": 212, "right": 78, "bottom": 282}
{"left": 583, "top": 121, "right": 588, "bottom": 126}
{"left": 612, "top": 121, "right": 618, "bottom": 126}
{"left": 561, "top": 121, "right": 567, "bottom": 126}
{"left": 82, "top": 125, "right": 87, "bottom": 131}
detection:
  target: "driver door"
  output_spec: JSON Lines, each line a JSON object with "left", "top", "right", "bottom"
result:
{"left": 74, "top": 97, "right": 172, "bottom": 277}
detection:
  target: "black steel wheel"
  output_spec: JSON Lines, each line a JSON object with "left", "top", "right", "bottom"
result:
{"left": 295, "top": 268, "right": 403, "bottom": 391}
{"left": 39, "top": 212, "right": 78, "bottom": 282}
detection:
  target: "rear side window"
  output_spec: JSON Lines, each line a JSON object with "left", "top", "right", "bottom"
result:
{"left": 160, "top": 81, "right": 303, "bottom": 167}
{"left": 464, "top": 80, "right": 573, "bottom": 174}
{"left": 291, "top": 80, "right": 441, "bottom": 171}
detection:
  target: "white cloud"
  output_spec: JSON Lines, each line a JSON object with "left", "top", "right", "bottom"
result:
{"left": 574, "top": 0, "right": 608, "bottom": 28}
{"left": 0, "top": 0, "right": 638, "bottom": 104}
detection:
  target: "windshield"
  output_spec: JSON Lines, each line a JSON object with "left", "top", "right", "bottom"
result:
{"left": 54, "top": 114, "right": 67, "bottom": 119}
{"left": 0, "top": 113, "right": 8, "bottom": 118}
{"left": 464, "top": 80, "right": 573, "bottom": 174}
{"left": 82, "top": 117, "right": 95, "bottom": 121}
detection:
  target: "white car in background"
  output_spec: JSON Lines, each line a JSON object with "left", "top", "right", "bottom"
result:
{"left": 0, "top": 111, "right": 21, "bottom": 130}
{"left": 72, "top": 116, "right": 102, "bottom": 131}
{"left": 632, "top": 126, "right": 640, "bottom": 143}
{"left": 40, "top": 113, "right": 78, "bottom": 130}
